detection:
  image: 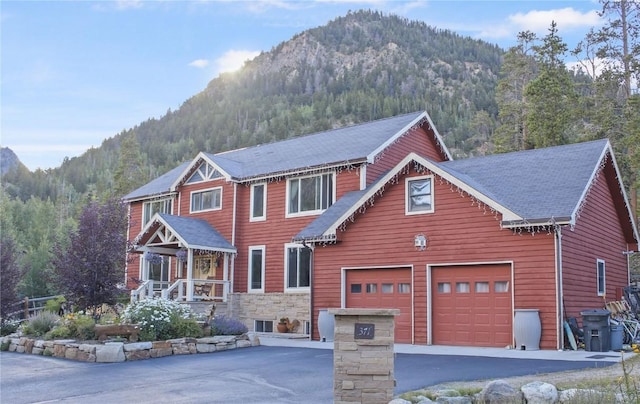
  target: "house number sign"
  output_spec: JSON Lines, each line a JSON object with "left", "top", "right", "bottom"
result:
{"left": 354, "top": 323, "right": 375, "bottom": 339}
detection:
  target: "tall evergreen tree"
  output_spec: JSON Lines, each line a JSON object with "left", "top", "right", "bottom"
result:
{"left": 493, "top": 31, "right": 537, "bottom": 152}
{"left": 113, "top": 132, "right": 145, "bottom": 197}
{"left": 525, "top": 22, "right": 577, "bottom": 148}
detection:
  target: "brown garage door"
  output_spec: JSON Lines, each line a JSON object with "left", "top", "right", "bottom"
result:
{"left": 431, "top": 264, "right": 511, "bottom": 347}
{"left": 346, "top": 268, "right": 412, "bottom": 343}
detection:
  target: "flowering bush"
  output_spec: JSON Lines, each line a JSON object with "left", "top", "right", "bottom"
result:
{"left": 0, "top": 319, "right": 20, "bottom": 336}
{"left": 121, "top": 298, "right": 200, "bottom": 341}
{"left": 210, "top": 315, "right": 248, "bottom": 336}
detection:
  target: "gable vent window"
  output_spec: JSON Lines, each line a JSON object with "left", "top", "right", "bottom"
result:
{"left": 187, "top": 162, "right": 222, "bottom": 184}
{"left": 406, "top": 176, "right": 434, "bottom": 215}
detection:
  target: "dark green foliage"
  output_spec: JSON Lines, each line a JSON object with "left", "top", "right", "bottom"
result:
{"left": 0, "top": 234, "right": 23, "bottom": 320}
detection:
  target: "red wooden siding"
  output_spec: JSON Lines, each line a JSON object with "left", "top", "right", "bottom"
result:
{"left": 311, "top": 168, "right": 558, "bottom": 348}
{"left": 561, "top": 171, "right": 630, "bottom": 326}
{"left": 366, "top": 126, "right": 447, "bottom": 184}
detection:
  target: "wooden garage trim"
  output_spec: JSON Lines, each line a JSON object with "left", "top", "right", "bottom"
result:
{"left": 427, "top": 261, "right": 514, "bottom": 346}
{"left": 341, "top": 265, "right": 415, "bottom": 344}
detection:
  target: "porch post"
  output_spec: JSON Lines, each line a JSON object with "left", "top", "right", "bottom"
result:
{"left": 186, "top": 248, "right": 194, "bottom": 300}
{"left": 222, "top": 253, "right": 229, "bottom": 301}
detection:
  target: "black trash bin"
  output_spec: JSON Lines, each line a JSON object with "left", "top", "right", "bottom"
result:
{"left": 581, "top": 309, "right": 611, "bottom": 352}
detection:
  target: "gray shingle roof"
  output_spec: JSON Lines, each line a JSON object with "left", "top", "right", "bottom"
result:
{"left": 205, "top": 111, "right": 426, "bottom": 180}
{"left": 295, "top": 139, "right": 612, "bottom": 240}
{"left": 439, "top": 139, "right": 609, "bottom": 222}
{"left": 157, "top": 213, "right": 236, "bottom": 252}
{"left": 123, "top": 161, "right": 190, "bottom": 201}
{"left": 125, "top": 111, "right": 429, "bottom": 200}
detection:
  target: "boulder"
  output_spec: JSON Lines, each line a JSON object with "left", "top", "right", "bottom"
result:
{"left": 521, "top": 381, "right": 558, "bottom": 404}
{"left": 479, "top": 380, "right": 523, "bottom": 403}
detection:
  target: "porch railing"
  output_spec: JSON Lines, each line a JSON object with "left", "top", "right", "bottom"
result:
{"left": 130, "top": 280, "right": 154, "bottom": 303}
{"left": 161, "top": 279, "right": 229, "bottom": 302}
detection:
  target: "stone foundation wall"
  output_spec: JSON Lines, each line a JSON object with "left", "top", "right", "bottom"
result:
{"left": 0, "top": 334, "right": 256, "bottom": 363}
{"left": 228, "top": 292, "right": 309, "bottom": 333}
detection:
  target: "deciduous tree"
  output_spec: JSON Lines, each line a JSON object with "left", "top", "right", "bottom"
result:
{"left": 52, "top": 198, "right": 128, "bottom": 316}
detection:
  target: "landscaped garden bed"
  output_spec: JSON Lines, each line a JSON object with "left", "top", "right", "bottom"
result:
{"left": 0, "top": 297, "right": 256, "bottom": 363}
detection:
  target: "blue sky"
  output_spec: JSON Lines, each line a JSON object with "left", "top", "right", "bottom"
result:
{"left": 1, "top": 0, "right": 603, "bottom": 171}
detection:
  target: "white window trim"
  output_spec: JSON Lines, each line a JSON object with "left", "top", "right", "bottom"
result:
{"left": 250, "top": 183, "right": 267, "bottom": 222}
{"left": 142, "top": 198, "right": 173, "bottom": 228}
{"left": 405, "top": 175, "right": 435, "bottom": 215}
{"left": 284, "top": 243, "right": 311, "bottom": 293}
{"left": 596, "top": 259, "right": 606, "bottom": 296}
{"left": 189, "top": 186, "right": 222, "bottom": 213}
{"left": 285, "top": 172, "right": 335, "bottom": 218}
{"left": 248, "top": 245, "right": 266, "bottom": 293}
{"left": 186, "top": 162, "right": 222, "bottom": 184}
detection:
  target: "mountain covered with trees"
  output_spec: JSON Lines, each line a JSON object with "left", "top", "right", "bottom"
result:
{"left": 1, "top": 5, "right": 638, "bottom": 301}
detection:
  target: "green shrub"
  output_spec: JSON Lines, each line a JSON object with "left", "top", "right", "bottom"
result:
{"left": 45, "top": 325, "right": 72, "bottom": 340}
{"left": 0, "top": 340, "right": 10, "bottom": 351}
{"left": 172, "top": 316, "right": 204, "bottom": 338}
{"left": 44, "top": 296, "right": 66, "bottom": 314}
{"left": 22, "top": 311, "right": 61, "bottom": 337}
{"left": 64, "top": 313, "right": 96, "bottom": 340}
{"left": 121, "top": 298, "right": 194, "bottom": 341}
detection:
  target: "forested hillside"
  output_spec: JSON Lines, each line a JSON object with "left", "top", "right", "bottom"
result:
{"left": 2, "top": 5, "right": 638, "bottom": 299}
{"left": 2, "top": 10, "right": 503, "bottom": 201}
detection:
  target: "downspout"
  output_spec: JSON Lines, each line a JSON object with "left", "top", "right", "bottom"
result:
{"left": 308, "top": 243, "right": 314, "bottom": 341}
{"left": 230, "top": 183, "right": 237, "bottom": 297}
{"left": 124, "top": 204, "right": 131, "bottom": 288}
{"left": 555, "top": 226, "right": 564, "bottom": 350}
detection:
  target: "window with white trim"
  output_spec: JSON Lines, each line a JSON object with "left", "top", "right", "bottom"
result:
{"left": 142, "top": 198, "right": 172, "bottom": 227}
{"left": 250, "top": 183, "right": 266, "bottom": 221}
{"left": 190, "top": 187, "right": 222, "bottom": 213}
{"left": 285, "top": 245, "right": 311, "bottom": 290}
{"left": 248, "top": 246, "right": 265, "bottom": 292}
{"left": 597, "top": 259, "right": 606, "bottom": 296}
{"left": 287, "top": 173, "right": 334, "bottom": 216}
{"left": 406, "top": 176, "right": 434, "bottom": 214}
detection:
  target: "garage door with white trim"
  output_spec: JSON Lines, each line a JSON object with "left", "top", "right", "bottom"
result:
{"left": 431, "top": 264, "right": 511, "bottom": 347}
{"left": 346, "top": 268, "right": 412, "bottom": 343}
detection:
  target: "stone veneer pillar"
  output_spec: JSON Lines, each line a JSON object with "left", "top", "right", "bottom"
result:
{"left": 329, "top": 308, "right": 399, "bottom": 404}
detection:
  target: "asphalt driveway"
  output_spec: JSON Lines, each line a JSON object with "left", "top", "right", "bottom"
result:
{"left": 0, "top": 346, "right": 615, "bottom": 403}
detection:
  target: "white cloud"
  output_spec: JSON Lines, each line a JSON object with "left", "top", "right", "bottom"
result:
{"left": 115, "top": 0, "right": 144, "bottom": 10}
{"left": 189, "top": 59, "right": 210, "bottom": 68}
{"left": 508, "top": 8, "right": 601, "bottom": 34}
{"left": 215, "top": 50, "right": 261, "bottom": 74}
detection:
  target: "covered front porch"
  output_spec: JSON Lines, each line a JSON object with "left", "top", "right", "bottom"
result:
{"left": 130, "top": 213, "right": 236, "bottom": 303}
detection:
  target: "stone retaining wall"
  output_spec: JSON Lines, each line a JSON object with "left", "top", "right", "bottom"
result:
{"left": 1, "top": 334, "right": 257, "bottom": 363}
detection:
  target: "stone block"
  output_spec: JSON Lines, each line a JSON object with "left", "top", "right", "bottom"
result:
{"left": 149, "top": 348, "right": 173, "bottom": 358}
{"left": 236, "top": 339, "right": 251, "bottom": 348}
{"left": 15, "top": 345, "right": 25, "bottom": 353}
{"left": 172, "top": 344, "right": 191, "bottom": 355}
{"left": 123, "top": 342, "right": 153, "bottom": 352}
{"left": 53, "top": 344, "right": 66, "bottom": 357}
{"left": 95, "top": 343, "right": 125, "bottom": 363}
{"left": 65, "top": 347, "right": 79, "bottom": 360}
{"left": 152, "top": 341, "right": 171, "bottom": 349}
{"left": 196, "top": 343, "right": 217, "bottom": 353}
{"left": 32, "top": 347, "right": 43, "bottom": 355}
{"left": 125, "top": 350, "right": 151, "bottom": 361}
{"left": 34, "top": 340, "right": 45, "bottom": 348}
{"left": 79, "top": 344, "right": 96, "bottom": 354}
